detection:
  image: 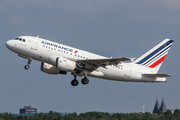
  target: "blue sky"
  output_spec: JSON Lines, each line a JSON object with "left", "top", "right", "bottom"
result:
{"left": 0, "top": 0, "right": 180, "bottom": 113}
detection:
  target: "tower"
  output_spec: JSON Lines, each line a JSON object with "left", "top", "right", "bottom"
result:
{"left": 160, "top": 99, "right": 167, "bottom": 113}
{"left": 153, "top": 99, "right": 160, "bottom": 114}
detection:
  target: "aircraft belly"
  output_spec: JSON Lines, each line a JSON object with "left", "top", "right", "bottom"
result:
{"left": 98, "top": 67, "right": 166, "bottom": 83}
{"left": 99, "top": 67, "right": 127, "bottom": 81}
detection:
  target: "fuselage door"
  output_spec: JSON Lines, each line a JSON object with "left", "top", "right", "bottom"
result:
{"left": 31, "top": 38, "right": 39, "bottom": 50}
{"left": 125, "top": 65, "right": 131, "bottom": 78}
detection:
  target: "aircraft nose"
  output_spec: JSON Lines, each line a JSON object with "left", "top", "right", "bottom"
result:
{"left": 5, "top": 41, "right": 10, "bottom": 49}
{"left": 5, "top": 40, "right": 14, "bottom": 50}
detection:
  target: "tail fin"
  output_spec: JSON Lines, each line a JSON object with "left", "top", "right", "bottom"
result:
{"left": 134, "top": 39, "right": 174, "bottom": 73}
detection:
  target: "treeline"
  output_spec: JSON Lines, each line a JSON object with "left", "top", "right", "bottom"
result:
{"left": 0, "top": 109, "right": 180, "bottom": 120}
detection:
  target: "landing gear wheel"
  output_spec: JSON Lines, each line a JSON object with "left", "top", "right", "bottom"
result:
{"left": 81, "top": 77, "right": 89, "bottom": 85}
{"left": 24, "top": 65, "right": 30, "bottom": 70}
{"left": 24, "top": 58, "right": 32, "bottom": 70}
{"left": 71, "top": 80, "right": 79, "bottom": 86}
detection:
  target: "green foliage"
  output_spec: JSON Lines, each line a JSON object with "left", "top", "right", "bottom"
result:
{"left": 0, "top": 109, "right": 180, "bottom": 120}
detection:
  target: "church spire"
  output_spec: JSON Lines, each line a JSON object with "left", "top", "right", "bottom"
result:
{"left": 153, "top": 99, "right": 160, "bottom": 114}
{"left": 160, "top": 99, "right": 167, "bottom": 113}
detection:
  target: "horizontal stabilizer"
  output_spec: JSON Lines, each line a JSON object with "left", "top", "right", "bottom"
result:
{"left": 143, "top": 74, "right": 171, "bottom": 78}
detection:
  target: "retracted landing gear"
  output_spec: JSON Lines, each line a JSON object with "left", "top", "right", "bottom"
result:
{"left": 24, "top": 58, "right": 32, "bottom": 70}
{"left": 71, "top": 76, "right": 78, "bottom": 86}
{"left": 81, "top": 77, "right": 89, "bottom": 85}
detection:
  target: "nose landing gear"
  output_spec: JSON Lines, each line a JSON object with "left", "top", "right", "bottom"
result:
{"left": 24, "top": 58, "right": 32, "bottom": 70}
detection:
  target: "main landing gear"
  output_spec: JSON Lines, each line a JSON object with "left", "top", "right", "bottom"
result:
{"left": 81, "top": 77, "right": 89, "bottom": 85}
{"left": 71, "top": 76, "right": 79, "bottom": 86}
{"left": 71, "top": 76, "right": 89, "bottom": 86}
{"left": 24, "top": 58, "right": 32, "bottom": 70}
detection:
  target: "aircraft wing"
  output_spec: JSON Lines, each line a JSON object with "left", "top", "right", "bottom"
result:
{"left": 65, "top": 57, "right": 130, "bottom": 72}
{"left": 75, "top": 57, "right": 130, "bottom": 71}
{"left": 77, "top": 57, "right": 130, "bottom": 67}
{"left": 143, "top": 74, "right": 171, "bottom": 78}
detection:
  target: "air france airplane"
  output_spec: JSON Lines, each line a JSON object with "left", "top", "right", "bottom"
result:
{"left": 5, "top": 36, "right": 173, "bottom": 86}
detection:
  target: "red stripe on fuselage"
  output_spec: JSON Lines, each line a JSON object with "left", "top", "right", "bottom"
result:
{"left": 148, "top": 55, "right": 167, "bottom": 68}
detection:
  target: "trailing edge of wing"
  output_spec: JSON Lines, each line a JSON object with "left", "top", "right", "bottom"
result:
{"left": 143, "top": 74, "right": 171, "bottom": 78}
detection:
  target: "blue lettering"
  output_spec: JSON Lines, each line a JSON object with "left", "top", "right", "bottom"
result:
{"left": 41, "top": 41, "right": 73, "bottom": 52}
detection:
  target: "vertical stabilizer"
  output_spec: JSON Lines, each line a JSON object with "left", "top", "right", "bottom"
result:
{"left": 134, "top": 39, "right": 174, "bottom": 73}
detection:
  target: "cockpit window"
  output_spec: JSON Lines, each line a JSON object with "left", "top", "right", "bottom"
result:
{"left": 14, "top": 38, "right": 26, "bottom": 42}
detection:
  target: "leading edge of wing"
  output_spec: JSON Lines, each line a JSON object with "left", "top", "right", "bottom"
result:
{"left": 77, "top": 57, "right": 130, "bottom": 67}
{"left": 66, "top": 57, "right": 130, "bottom": 66}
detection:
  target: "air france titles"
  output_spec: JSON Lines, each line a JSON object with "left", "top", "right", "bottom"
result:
{"left": 41, "top": 41, "right": 73, "bottom": 52}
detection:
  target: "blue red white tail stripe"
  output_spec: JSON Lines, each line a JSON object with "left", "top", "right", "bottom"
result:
{"left": 135, "top": 39, "right": 173, "bottom": 68}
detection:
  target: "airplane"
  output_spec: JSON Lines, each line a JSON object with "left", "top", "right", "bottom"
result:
{"left": 5, "top": 36, "right": 174, "bottom": 86}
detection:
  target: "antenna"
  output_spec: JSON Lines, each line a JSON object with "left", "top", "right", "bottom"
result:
{"left": 142, "top": 105, "right": 145, "bottom": 113}
{"left": 171, "top": 106, "right": 174, "bottom": 114}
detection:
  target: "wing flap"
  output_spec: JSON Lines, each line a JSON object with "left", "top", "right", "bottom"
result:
{"left": 143, "top": 74, "right": 171, "bottom": 78}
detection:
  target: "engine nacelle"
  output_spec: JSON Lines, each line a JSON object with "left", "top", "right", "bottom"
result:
{"left": 41, "top": 62, "right": 67, "bottom": 75}
{"left": 55, "top": 57, "right": 76, "bottom": 72}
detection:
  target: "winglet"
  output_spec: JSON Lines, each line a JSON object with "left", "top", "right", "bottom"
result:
{"left": 130, "top": 57, "right": 136, "bottom": 62}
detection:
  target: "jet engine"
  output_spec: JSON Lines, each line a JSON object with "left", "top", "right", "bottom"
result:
{"left": 55, "top": 57, "right": 77, "bottom": 72}
{"left": 41, "top": 62, "right": 67, "bottom": 75}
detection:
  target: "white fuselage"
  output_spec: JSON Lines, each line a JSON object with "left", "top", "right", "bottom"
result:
{"left": 6, "top": 36, "right": 167, "bottom": 83}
